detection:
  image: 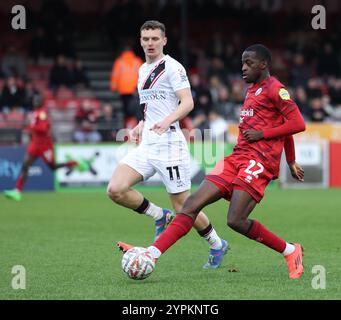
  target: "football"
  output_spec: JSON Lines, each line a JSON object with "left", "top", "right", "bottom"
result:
{"left": 121, "top": 247, "right": 155, "bottom": 280}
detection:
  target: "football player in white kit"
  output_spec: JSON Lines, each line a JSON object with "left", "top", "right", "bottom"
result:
{"left": 108, "top": 20, "right": 228, "bottom": 268}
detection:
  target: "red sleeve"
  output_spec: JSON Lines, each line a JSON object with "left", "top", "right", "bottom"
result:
{"left": 284, "top": 135, "right": 295, "bottom": 163}
{"left": 263, "top": 86, "right": 306, "bottom": 139}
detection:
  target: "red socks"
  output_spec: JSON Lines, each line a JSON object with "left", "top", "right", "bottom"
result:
{"left": 152, "top": 215, "right": 286, "bottom": 256}
{"left": 15, "top": 174, "right": 25, "bottom": 191}
{"left": 246, "top": 220, "right": 286, "bottom": 253}
{"left": 153, "top": 213, "right": 194, "bottom": 253}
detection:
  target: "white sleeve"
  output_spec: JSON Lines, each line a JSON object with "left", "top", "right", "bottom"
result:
{"left": 168, "top": 62, "right": 191, "bottom": 92}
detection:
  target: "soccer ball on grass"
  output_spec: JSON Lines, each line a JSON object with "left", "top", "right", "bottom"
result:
{"left": 121, "top": 247, "right": 155, "bottom": 280}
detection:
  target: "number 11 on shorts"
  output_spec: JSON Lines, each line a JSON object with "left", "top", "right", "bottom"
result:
{"left": 166, "top": 166, "right": 180, "bottom": 181}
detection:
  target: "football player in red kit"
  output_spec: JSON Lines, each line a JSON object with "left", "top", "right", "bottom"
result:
{"left": 119, "top": 44, "right": 306, "bottom": 279}
{"left": 4, "top": 95, "right": 77, "bottom": 201}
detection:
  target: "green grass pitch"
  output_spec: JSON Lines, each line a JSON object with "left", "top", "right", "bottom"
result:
{"left": 0, "top": 188, "right": 340, "bottom": 300}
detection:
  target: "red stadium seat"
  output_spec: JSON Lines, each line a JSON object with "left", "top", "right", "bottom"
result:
{"left": 43, "top": 99, "right": 58, "bottom": 109}
{"left": 62, "top": 99, "right": 81, "bottom": 109}
{"left": 42, "top": 89, "right": 54, "bottom": 99}
{"left": 6, "top": 109, "right": 26, "bottom": 129}
{"left": 27, "top": 65, "right": 51, "bottom": 80}
{"left": 55, "top": 87, "right": 75, "bottom": 100}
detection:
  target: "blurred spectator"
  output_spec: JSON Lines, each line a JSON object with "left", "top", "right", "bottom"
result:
{"left": 189, "top": 73, "right": 212, "bottom": 133}
{"left": 49, "top": 55, "right": 72, "bottom": 90}
{"left": 207, "top": 57, "right": 228, "bottom": 84}
{"left": 322, "top": 95, "right": 341, "bottom": 121}
{"left": 97, "top": 103, "right": 117, "bottom": 142}
{"left": 0, "top": 77, "right": 25, "bottom": 112}
{"left": 209, "top": 75, "right": 224, "bottom": 104}
{"left": 328, "top": 78, "right": 341, "bottom": 106}
{"left": 230, "top": 81, "right": 245, "bottom": 105}
{"left": 308, "top": 97, "right": 329, "bottom": 122}
{"left": 71, "top": 59, "right": 89, "bottom": 88}
{"left": 1, "top": 46, "right": 27, "bottom": 79}
{"left": 306, "top": 77, "right": 324, "bottom": 99}
{"left": 73, "top": 99, "right": 101, "bottom": 143}
{"left": 290, "top": 53, "right": 312, "bottom": 87}
{"left": 213, "top": 86, "right": 237, "bottom": 121}
{"left": 110, "top": 46, "right": 143, "bottom": 124}
{"left": 295, "top": 86, "right": 310, "bottom": 120}
{"left": 22, "top": 80, "right": 40, "bottom": 112}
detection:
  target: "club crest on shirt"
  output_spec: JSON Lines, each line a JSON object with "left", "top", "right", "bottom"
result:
{"left": 255, "top": 88, "right": 262, "bottom": 96}
{"left": 150, "top": 73, "right": 155, "bottom": 82}
{"left": 279, "top": 88, "right": 290, "bottom": 100}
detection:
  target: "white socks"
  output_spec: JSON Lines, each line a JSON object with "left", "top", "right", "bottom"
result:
{"left": 282, "top": 242, "right": 295, "bottom": 256}
{"left": 147, "top": 246, "right": 162, "bottom": 259}
{"left": 144, "top": 203, "right": 164, "bottom": 221}
{"left": 202, "top": 228, "right": 223, "bottom": 250}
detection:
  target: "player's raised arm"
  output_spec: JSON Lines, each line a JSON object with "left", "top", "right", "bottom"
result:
{"left": 150, "top": 87, "right": 194, "bottom": 135}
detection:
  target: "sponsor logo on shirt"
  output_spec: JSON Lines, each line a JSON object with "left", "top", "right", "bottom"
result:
{"left": 239, "top": 108, "right": 254, "bottom": 123}
{"left": 140, "top": 89, "right": 168, "bottom": 103}
{"left": 240, "top": 108, "right": 254, "bottom": 117}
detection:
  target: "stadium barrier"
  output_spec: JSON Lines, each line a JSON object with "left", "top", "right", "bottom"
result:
{"left": 1, "top": 132, "right": 341, "bottom": 191}
{"left": 0, "top": 146, "right": 54, "bottom": 191}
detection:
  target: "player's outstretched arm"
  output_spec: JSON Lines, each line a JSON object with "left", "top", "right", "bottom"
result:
{"left": 150, "top": 88, "right": 193, "bottom": 135}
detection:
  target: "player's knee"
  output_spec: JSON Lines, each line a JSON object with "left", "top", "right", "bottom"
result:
{"left": 107, "top": 184, "right": 127, "bottom": 202}
{"left": 227, "top": 216, "right": 245, "bottom": 232}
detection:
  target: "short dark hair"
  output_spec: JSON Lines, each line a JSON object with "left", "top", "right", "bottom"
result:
{"left": 244, "top": 44, "right": 272, "bottom": 63}
{"left": 140, "top": 20, "right": 166, "bottom": 36}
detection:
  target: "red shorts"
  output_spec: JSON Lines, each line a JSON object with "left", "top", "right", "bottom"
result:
{"left": 27, "top": 141, "right": 55, "bottom": 166}
{"left": 205, "top": 153, "right": 275, "bottom": 203}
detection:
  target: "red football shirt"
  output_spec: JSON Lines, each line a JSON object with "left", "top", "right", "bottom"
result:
{"left": 234, "top": 76, "right": 305, "bottom": 176}
{"left": 29, "top": 107, "right": 52, "bottom": 145}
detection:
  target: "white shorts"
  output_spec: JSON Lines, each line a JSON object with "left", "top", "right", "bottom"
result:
{"left": 120, "top": 141, "right": 191, "bottom": 193}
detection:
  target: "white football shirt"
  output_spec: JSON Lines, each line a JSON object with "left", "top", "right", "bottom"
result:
{"left": 138, "top": 54, "right": 190, "bottom": 144}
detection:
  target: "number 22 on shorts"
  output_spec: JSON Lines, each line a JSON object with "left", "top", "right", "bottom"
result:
{"left": 244, "top": 160, "right": 264, "bottom": 179}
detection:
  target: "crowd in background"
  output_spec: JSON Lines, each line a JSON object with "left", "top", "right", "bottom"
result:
{"left": 0, "top": 0, "right": 341, "bottom": 143}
